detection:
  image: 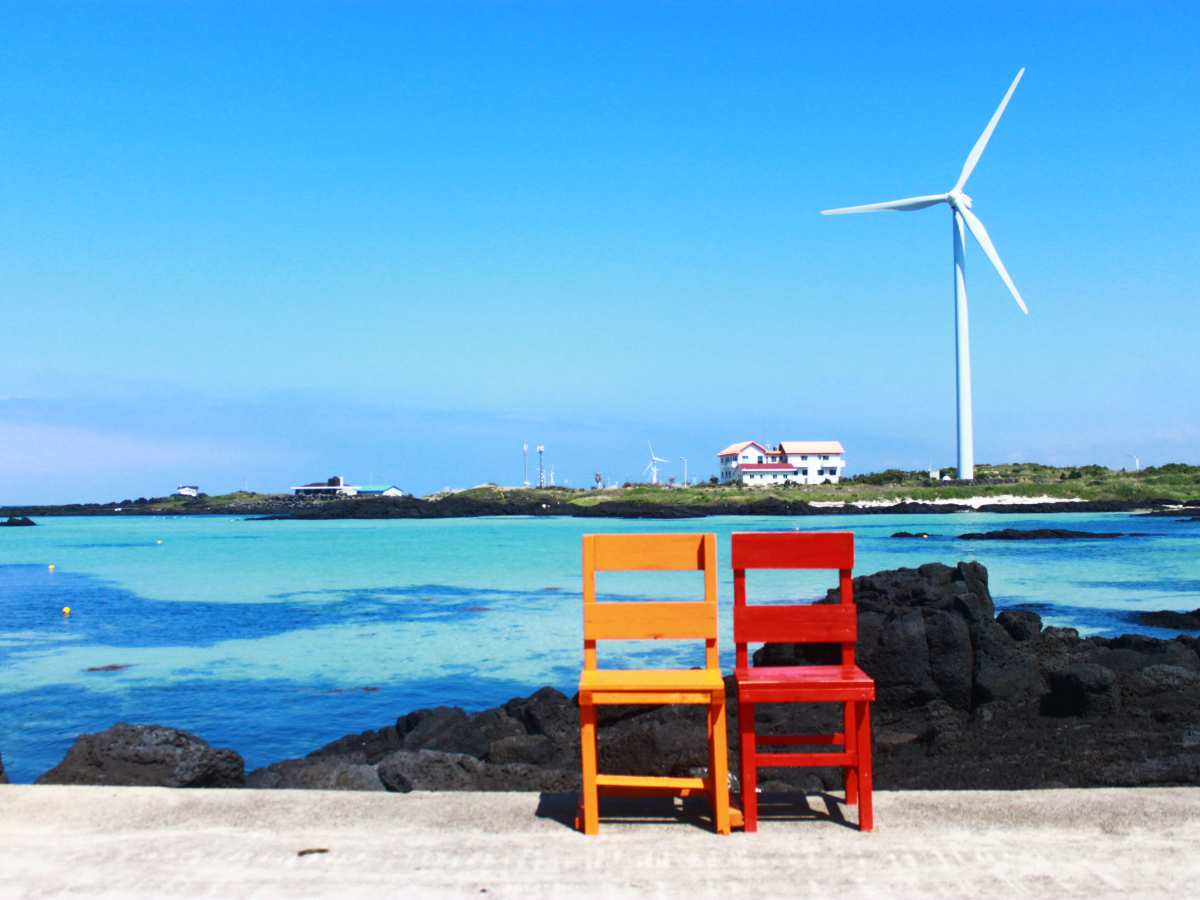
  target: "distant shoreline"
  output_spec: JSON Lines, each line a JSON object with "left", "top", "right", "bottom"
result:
{"left": 4, "top": 494, "right": 1193, "bottom": 521}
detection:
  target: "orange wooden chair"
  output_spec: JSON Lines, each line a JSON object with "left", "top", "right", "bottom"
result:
{"left": 732, "top": 531, "right": 875, "bottom": 832}
{"left": 577, "top": 532, "right": 733, "bottom": 835}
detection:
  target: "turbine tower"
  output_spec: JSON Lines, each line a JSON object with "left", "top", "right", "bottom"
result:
{"left": 822, "top": 69, "right": 1029, "bottom": 481}
{"left": 537, "top": 446, "right": 545, "bottom": 488}
{"left": 644, "top": 442, "right": 669, "bottom": 485}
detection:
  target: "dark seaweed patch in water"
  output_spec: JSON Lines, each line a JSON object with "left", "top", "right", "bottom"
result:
{"left": 0, "top": 566, "right": 577, "bottom": 661}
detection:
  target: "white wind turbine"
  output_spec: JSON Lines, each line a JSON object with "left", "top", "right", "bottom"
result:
{"left": 823, "top": 69, "right": 1029, "bottom": 481}
{"left": 644, "top": 442, "right": 670, "bottom": 485}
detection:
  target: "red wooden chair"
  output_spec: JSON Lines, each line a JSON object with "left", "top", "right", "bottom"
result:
{"left": 732, "top": 531, "right": 875, "bottom": 832}
{"left": 576, "top": 533, "right": 733, "bottom": 835}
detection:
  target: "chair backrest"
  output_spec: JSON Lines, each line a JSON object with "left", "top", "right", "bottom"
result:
{"left": 582, "top": 533, "right": 719, "bottom": 672}
{"left": 731, "top": 532, "right": 856, "bottom": 669}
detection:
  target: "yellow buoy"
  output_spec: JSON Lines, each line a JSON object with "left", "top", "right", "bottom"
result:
{"left": 62, "top": 607, "right": 70, "bottom": 616}
{"left": 48, "top": 564, "right": 55, "bottom": 570}
{"left": 157, "top": 541, "right": 162, "bottom": 545}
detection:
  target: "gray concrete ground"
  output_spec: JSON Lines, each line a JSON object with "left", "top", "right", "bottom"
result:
{"left": 2, "top": 785, "right": 1198, "bottom": 899}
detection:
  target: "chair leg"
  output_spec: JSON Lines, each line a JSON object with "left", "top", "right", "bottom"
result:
{"left": 707, "top": 698, "right": 732, "bottom": 835}
{"left": 579, "top": 702, "right": 600, "bottom": 835}
{"left": 857, "top": 701, "right": 874, "bottom": 832}
{"left": 738, "top": 699, "right": 758, "bottom": 833}
{"left": 843, "top": 701, "right": 859, "bottom": 806}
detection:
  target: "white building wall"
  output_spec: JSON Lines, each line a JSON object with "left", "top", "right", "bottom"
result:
{"left": 783, "top": 452, "right": 845, "bottom": 485}
{"left": 718, "top": 442, "right": 846, "bottom": 485}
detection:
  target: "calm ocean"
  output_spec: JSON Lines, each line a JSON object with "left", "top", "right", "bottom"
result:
{"left": 1, "top": 512, "right": 1197, "bottom": 782}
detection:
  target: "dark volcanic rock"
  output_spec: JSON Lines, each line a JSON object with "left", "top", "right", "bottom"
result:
{"left": 36, "top": 723, "right": 244, "bottom": 787}
{"left": 246, "top": 758, "right": 385, "bottom": 791}
{"left": 376, "top": 750, "right": 579, "bottom": 792}
{"left": 755, "top": 561, "right": 1044, "bottom": 713}
{"left": 997, "top": 609, "right": 1043, "bottom": 642}
{"left": 287, "top": 686, "right": 583, "bottom": 791}
{"left": 958, "top": 529, "right": 1124, "bottom": 541}
{"left": 891, "top": 531, "right": 930, "bottom": 538}
{"left": 0, "top": 749, "right": 9, "bottom": 783}
{"left": 1139, "top": 608, "right": 1200, "bottom": 631}
{"left": 2, "top": 516, "right": 36, "bottom": 526}
{"left": 1042, "top": 664, "right": 1121, "bottom": 717}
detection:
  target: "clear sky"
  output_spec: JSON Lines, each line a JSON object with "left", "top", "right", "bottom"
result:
{"left": 2, "top": 1, "right": 1198, "bottom": 503}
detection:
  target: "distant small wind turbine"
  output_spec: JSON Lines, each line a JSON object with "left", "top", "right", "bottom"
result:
{"left": 644, "top": 442, "right": 670, "bottom": 484}
{"left": 823, "top": 69, "right": 1029, "bottom": 481}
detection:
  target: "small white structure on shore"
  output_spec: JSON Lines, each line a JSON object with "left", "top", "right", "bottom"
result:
{"left": 175, "top": 485, "right": 200, "bottom": 498}
{"left": 357, "top": 485, "right": 404, "bottom": 497}
{"left": 718, "top": 441, "right": 846, "bottom": 485}
{"left": 292, "top": 476, "right": 359, "bottom": 497}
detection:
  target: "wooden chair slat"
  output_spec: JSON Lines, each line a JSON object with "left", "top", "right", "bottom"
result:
{"left": 730, "top": 531, "right": 854, "bottom": 570}
{"left": 588, "top": 533, "right": 709, "bottom": 571}
{"left": 733, "top": 604, "right": 856, "bottom": 644}
{"left": 585, "top": 602, "right": 718, "bottom": 640}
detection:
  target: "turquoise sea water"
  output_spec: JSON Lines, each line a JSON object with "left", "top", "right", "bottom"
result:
{"left": 2, "top": 512, "right": 1198, "bottom": 783}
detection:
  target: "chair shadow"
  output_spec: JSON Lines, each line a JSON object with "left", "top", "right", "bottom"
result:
{"left": 752, "top": 791, "right": 858, "bottom": 830}
{"left": 535, "top": 792, "right": 725, "bottom": 833}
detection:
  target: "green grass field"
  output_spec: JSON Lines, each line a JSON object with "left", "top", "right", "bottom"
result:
{"left": 445, "top": 462, "right": 1200, "bottom": 507}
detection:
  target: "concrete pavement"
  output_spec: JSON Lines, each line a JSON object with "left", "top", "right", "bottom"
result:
{"left": 2, "top": 785, "right": 1199, "bottom": 898}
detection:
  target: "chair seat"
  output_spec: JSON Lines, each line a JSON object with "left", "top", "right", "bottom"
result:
{"left": 735, "top": 665, "right": 875, "bottom": 703}
{"left": 580, "top": 668, "right": 726, "bottom": 695}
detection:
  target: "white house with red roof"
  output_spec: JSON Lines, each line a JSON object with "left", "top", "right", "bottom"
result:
{"left": 718, "top": 441, "right": 846, "bottom": 486}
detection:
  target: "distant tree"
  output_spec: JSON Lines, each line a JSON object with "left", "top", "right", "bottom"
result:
{"left": 708, "top": 476, "right": 718, "bottom": 486}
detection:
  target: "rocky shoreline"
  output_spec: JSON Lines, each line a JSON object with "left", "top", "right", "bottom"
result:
{"left": 5, "top": 495, "right": 1196, "bottom": 521}
{"left": 15, "top": 561, "right": 1200, "bottom": 793}
{"left": 255, "top": 495, "right": 1180, "bottom": 520}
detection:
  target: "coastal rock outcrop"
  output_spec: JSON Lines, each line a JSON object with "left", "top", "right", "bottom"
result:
{"left": 754, "top": 562, "right": 1045, "bottom": 712}
{"left": 958, "top": 528, "right": 1124, "bottom": 540}
{"left": 376, "top": 750, "right": 579, "bottom": 793}
{"left": 2, "top": 516, "right": 35, "bottom": 526}
{"left": 246, "top": 686, "right": 583, "bottom": 791}
{"left": 36, "top": 723, "right": 245, "bottom": 788}
{"left": 0, "top": 749, "right": 9, "bottom": 784}
{"left": 245, "top": 758, "right": 385, "bottom": 791}
{"left": 1139, "top": 608, "right": 1200, "bottom": 630}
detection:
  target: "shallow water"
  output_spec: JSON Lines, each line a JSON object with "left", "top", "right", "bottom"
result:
{"left": 1, "top": 512, "right": 1197, "bottom": 782}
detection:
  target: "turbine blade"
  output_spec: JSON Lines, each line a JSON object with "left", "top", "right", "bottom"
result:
{"left": 822, "top": 195, "right": 947, "bottom": 214}
{"left": 955, "top": 68, "right": 1025, "bottom": 192}
{"left": 959, "top": 207, "right": 1028, "bottom": 314}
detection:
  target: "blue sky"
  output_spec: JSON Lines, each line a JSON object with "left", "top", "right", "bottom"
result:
{"left": 2, "top": 1, "right": 1198, "bottom": 502}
